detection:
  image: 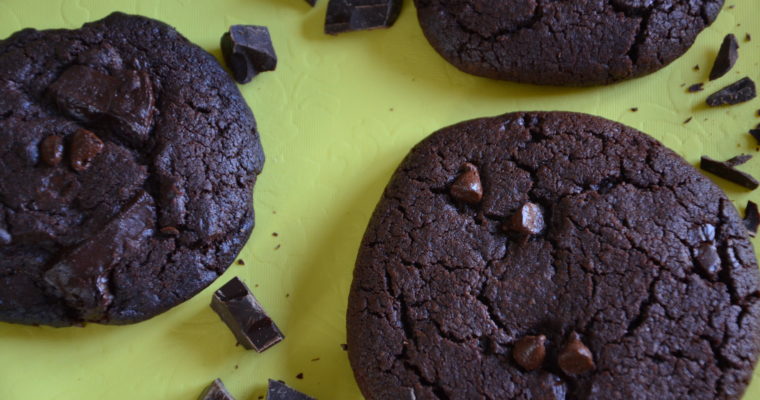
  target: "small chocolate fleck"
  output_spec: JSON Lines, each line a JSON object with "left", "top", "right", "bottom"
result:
{"left": 69, "top": 129, "right": 104, "bottom": 172}
{"left": 725, "top": 154, "right": 752, "bottom": 167}
{"left": 700, "top": 155, "right": 759, "bottom": 189}
{"left": 558, "top": 332, "right": 595, "bottom": 375}
{"left": 40, "top": 135, "right": 64, "bottom": 166}
{"left": 311, "top": 357, "right": 320, "bottom": 362}
{"left": 695, "top": 242, "right": 721, "bottom": 278}
{"left": 512, "top": 335, "right": 546, "bottom": 371}
{"left": 710, "top": 34, "right": 739, "bottom": 81}
{"left": 744, "top": 200, "right": 759, "bottom": 236}
{"left": 267, "top": 379, "right": 316, "bottom": 400}
{"left": 683, "top": 117, "right": 693, "bottom": 124}
{"left": 275, "top": 244, "right": 281, "bottom": 250}
{"left": 272, "top": 232, "right": 279, "bottom": 237}
{"left": 693, "top": 64, "right": 700, "bottom": 71}
{"left": 630, "top": 107, "right": 638, "bottom": 112}
{"left": 706, "top": 77, "right": 757, "bottom": 106}
{"left": 749, "top": 129, "right": 760, "bottom": 145}
{"left": 160, "top": 226, "right": 180, "bottom": 236}
{"left": 450, "top": 163, "right": 483, "bottom": 204}
{"left": 296, "top": 373, "right": 303, "bottom": 379}
{"left": 340, "top": 343, "right": 348, "bottom": 351}
{"left": 687, "top": 83, "right": 704, "bottom": 93}
{"left": 746, "top": 33, "right": 752, "bottom": 42}
{"left": 325, "top": 0, "right": 402, "bottom": 35}
{"left": 504, "top": 202, "right": 545, "bottom": 236}
{"left": 237, "top": 259, "right": 246, "bottom": 266}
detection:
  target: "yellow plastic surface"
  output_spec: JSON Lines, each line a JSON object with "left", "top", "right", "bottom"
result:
{"left": 1, "top": 1, "right": 760, "bottom": 399}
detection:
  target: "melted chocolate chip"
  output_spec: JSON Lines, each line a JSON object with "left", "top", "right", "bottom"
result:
{"left": 687, "top": 83, "right": 704, "bottom": 93}
{"left": 709, "top": 34, "right": 739, "bottom": 81}
{"left": 512, "top": 335, "right": 546, "bottom": 371}
{"left": 40, "top": 135, "right": 64, "bottom": 167}
{"left": 504, "top": 202, "right": 545, "bottom": 236}
{"left": 450, "top": 163, "right": 483, "bottom": 204}
{"left": 557, "top": 332, "right": 595, "bottom": 375}
{"left": 69, "top": 129, "right": 104, "bottom": 172}
{"left": 706, "top": 77, "right": 757, "bottom": 106}
{"left": 695, "top": 242, "right": 721, "bottom": 278}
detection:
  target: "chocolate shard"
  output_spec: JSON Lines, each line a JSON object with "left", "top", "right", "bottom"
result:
{"left": 43, "top": 191, "right": 156, "bottom": 321}
{"left": 504, "top": 202, "right": 545, "bottom": 236}
{"left": 198, "top": 378, "right": 235, "bottom": 400}
{"left": 694, "top": 242, "right": 721, "bottom": 278}
{"left": 107, "top": 69, "right": 155, "bottom": 144}
{"left": 709, "top": 34, "right": 739, "bottom": 81}
{"left": 557, "top": 332, "right": 595, "bottom": 375}
{"left": 267, "top": 379, "right": 316, "bottom": 400}
{"left": 221, "top": 25, "right": 277, "bottom": 84}
{"left": 700, "top": 155, "right": 759, "bottom": 190}
{"left": 512, "top": 335, "right": 546, "bottom": 371}
{"left": 211, "top": 277, "right": 284, "bottom": 352}
{"left": 687, "top": 83, "right": 704, "bottom": 93}
{"left": 450, "top": 163, "right": 483, "bottom": 204}
{"left": 49, "top": 65, "right": 120, "bottom": 122}
{"left": 749, "top": 129, "right": 760, "bottom": 145}
{"left": 745, "top": 201, "right": 759, "bottom": 236}
{"left": 706, "top": 77, "right": 757, "bottom": 106}
{"left": 69, "top": 129, "right": 104, "bottom": 172}
{"left": 725, "top": 154, "right": 752, "bottom": 167}
{"left": 40, "top": 135, "right": 65, "bottom": 167}
{"left": 324, "top": 0, "right": 402, "bottom": 35}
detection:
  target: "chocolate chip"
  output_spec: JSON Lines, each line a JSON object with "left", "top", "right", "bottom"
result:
{"left": 198, "top": 378, "right": 235, "bottom": 400}
{"left": 450, "top": 163, "right": 483, "bottom": 204}
{"left": 706, "top": 77, "right": 757, "bottom": 106}
{"left": 69, "top": 129, "right": 104, "bottom": 172}
{"left": 512, "top": 335, "right": 546, "bottom": 371}
{"left": 700, "top": 155, "right": 759, "bottom": 189}
{"left": 709, "top": 34, "right": 739, "bottom": 81}
{"left": 40, "top": 135, "right": 64, "bottom": 167}
{"left": 693, "top": 64, "right": 700, "bottom": 71}
{"left": 557, "top": 332, "right": 595, "bottom": 375}
{"left": 687, "top": 83, "right": 704, "bottom": 93}
{"left": 221, "top": 25, "right": 277, "bottom": 84}
{"left": 504, "top": 202, "right": 545, "bottom": 236}
{"left": 267, "top": 379, "right": 316, "bottom": 400}
{"left": 0, "top": 228, "right": 11, "bottom": 246}
{"left": 159, "top": 226, "right": 180, "bottom": 236}
{"left": 744, "top": 200, "right": 759, "bottom": 236}
{"left": 695, "top": 242, "right": 721, "bottom": 278}
{"left": 48, "top": 65, "right": 119, "bottom": 122}
{"left": 325, "top": 0, "right": 402, "bottom": 35}
{"left": 210, "top": 277, "right": 284, "bottom": 352}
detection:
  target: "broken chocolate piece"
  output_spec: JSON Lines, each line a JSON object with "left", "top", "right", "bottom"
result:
{"left": 221, "top": 25, "right": 277, "bottom": 84}
{"left": 40, "top": 135, "right": 64, "bottom": 167}
{"left": 69, "top": 129, "right": 104, "bottom": 172}
{"left": 709, "top": 34, "right": 739, "bottom": 81}
{"left": 687, "top": 83, "right": 704, "bottom": 93}
{"left": 49, "top": 65, "right": 119, "bottom": 122}
{"left": 749, "top": 129, "right": 760, "bottom": 145}
{"left": 700, "top": 155, "right": 759, "bottom": 189}
{"left": 198, "top": 378, "right": 235, "bottom": 400}
{"left": 211, "top": 277, "right": 284, "bottom": 352}
{"left": 107, "top": 69, "right": 155, "bottom": 143}
{"left": 324, "top": 0, "right": 402, "bottom": 35}
{"left": 504, "top": 202, "right": 545, "bottom": 236}
{"left": 695, "top": 242, "right": 721, "bottom": 278}
{"left": 745, "top": 201, "right": 759, "bottom": 236}
{"left": 449, "top": 163, "right": 483, "bottom": 204}
{"left": 557, "top": 332, "right": 595, "bottom": 375}
{"left": 706, "top": 77, "right": 757, "bottom": 106}
{"left": 725, "top": 154, "right": 752, "bottom": 167}
{"left": 267, "top": 379, "right": 316, "bottom": 400}
{"left": 512, "top": 335, "right": 546, "bottom": 371}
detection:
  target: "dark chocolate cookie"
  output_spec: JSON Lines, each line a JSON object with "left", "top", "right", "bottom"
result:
{"left": 0, "top": 13, "right": 264, "bottom": 326}
{"left": 347, "top": 112, "right": 760, "bottom": 399}
{"left": 413, "top": 0, "right": 724, "bottom": 86}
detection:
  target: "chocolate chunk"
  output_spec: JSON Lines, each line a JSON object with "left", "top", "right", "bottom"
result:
{"left": 725, "top": 154, "right": 752, "bottom": 167}
{"left": 0, "top": 228, "right": 11, "bottom": 246}
{"left": 40, "top": 135, "right": 64, "bottom": 167}
{"left": 210, "top": 277, "right": 284, "bottom": 352}
{"left": 107, "top": 69, "right": 155, "bottom": 143}
{"left": 749, "top": 129, "right": 760, "bottom": 145}
{"left": 43, "top": 191, "right": 156, "bottom": 320}
{"left": 324, "top": 0, "right": 402, "bottom": 35}
{"left": 695, "top": 242, "right": 721, "bottom": 278}
{"left": 700, "top": 155, "right": 759, "bottom": 189}
{"left": 706, "top": 77, "right": 757, "bottom": 106}
{"left": 512, "top": 335, "right": 546, "bottom": 371}
{"left": 267, "top": 379, "right": 316, "bottom": 400}
{"left": 449, "top": 163, "right": 483, "bottom": 204}
{"left": 160, "top": 226, "right": 180, "bottom": 236}
{"left": 745, "top": 201, "right": 759, "bottom": 236}
{"left": 557, "top": 332, "right": 595, "bottom": 376}
{"left": 49, "top": 65, "right": 120, "bottom": 122}
{"left": 198, "top": 378, "right": 235, "bottom": 400}
{"left": 504, "top": 202, "right": 545, "bottom": 236}
{"left": 69, "top": 129, "right": 104, "bottom": 172}
{"left": 709, "top": 34, "right": 739, "bottom": 81}
{"left": 221, "top": 25, "right": 277, "bottom": 84}
{"left": 305, "top": 0, "right": 317, "bottom": 5}
{"left": 687, "top": 83, "right": 704, "bottom": 93}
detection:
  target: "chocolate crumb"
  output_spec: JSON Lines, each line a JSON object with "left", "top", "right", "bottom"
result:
{"left": 693, "top": 64, "right": 700, "bottom": 71}
{"left": 275, "top": 244, "right": 281, "bottom": 250}
{"left": 512, "top": 335, "right": 546, "bottom": 371}
{"left": 746, "top": 33, "right": 752, "bottom": 42}
{"left": 744, "top": 201, "right": 759, "bottom": 236}
{"left": 237, "top": 259, "right": 246, "bottom": 266}
{"left": 688, "top": 83, "right": 704, "bottom": 92}
{"left": 340, "top": 343, "right": 348, "bottom": 351}
{"left": 683, "top": 117, "right": 693, "bottom": 124}
{"left": 272, "top": 232, "right": 279, "bottom": 237}
{"left": 296, "top": 373, "right": 304, "bottom": 379}
{"left": 311, "top": 357, "right": 320, "bottom": 362}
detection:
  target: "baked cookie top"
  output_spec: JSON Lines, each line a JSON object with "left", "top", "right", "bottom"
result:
{"left": 0, "top": 13, "right": 264, "bottom": 326}
{"left": 413, "top": 0, "right": 724, "bottom": 85}
{"left": 347, "top": 112, "right": 760, "bottom": 399}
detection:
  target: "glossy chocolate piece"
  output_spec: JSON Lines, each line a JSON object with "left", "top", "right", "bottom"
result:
{"left": 450, "top": 163, "right": 483, "bottom": 204}
{"left": 324, "top": 0, "right": 402, "bottom": 35}
{"left": 221, "top": 25, "right": 277, "bottom": 84}
{"left": 557, "top": 332, "right": 595, "bottom": 375}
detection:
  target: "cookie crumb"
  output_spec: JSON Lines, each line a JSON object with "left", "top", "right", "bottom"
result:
{"left": 683, "top": 117, "right": 693, "bottom": 124}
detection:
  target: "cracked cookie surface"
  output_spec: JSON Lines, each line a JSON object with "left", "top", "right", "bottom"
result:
{"left": 413, "top": 0, "right": 724, "bottom": 85}
{"left": 347, "top": 112, "right": 760, "bottom": 399}
{"left": 0, "top": 13, "right": 264, "bottom": 326}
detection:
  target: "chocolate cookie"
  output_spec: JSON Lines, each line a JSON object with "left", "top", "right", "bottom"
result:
{"left": 413, "top": 0, "right": 724, "bottom": 86}
{"left": 347, "top": 112, "right": 760, "bottom": 399}
{"left": 0, "top": 13, "right": 265, "bottom": 326}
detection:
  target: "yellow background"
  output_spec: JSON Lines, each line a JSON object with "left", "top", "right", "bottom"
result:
{"left": 1, "top": 0, "right": 760, "bottom": 399}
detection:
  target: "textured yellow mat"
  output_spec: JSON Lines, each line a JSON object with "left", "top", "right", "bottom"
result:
{"left": 1, "top": 0, "right": 759, "bottom": 399}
